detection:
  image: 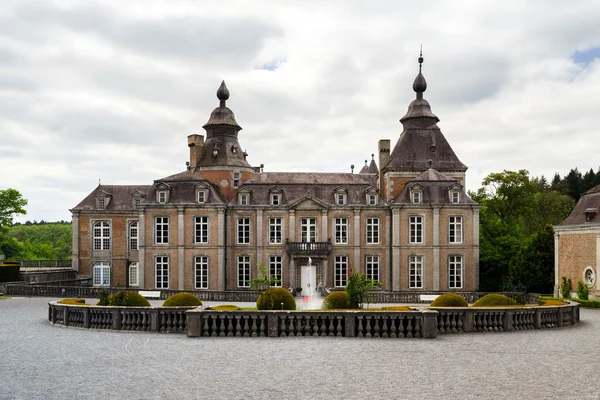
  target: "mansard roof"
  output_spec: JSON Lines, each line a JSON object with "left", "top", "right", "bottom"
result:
{"left": 394, "top": 169, "right": 476, "bottom": 205}
{"left": 246, "top": 172, "right": 377, "bottom": 186}
{"left": 558, "top": 184, "right": 600, "bottom": 226}
{"left": 72, "top": 185, "right": 152, "bottom": 211}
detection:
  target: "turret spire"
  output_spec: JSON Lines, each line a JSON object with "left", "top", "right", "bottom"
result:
{"left": 217, "top": 80, "right": 230, "bottom": 107}
{"left": 412, "top": 48, "right": 427, "bottom": 99}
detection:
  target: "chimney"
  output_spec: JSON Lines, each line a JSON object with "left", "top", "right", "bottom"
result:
{"left": 188, "top": 134, "right": 204, "bottom": 169}
{"left": 378, "top": 139, "right": 390, "bottom": 196}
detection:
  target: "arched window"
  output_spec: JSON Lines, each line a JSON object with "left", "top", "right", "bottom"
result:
{"left": 93, "top": 263, "right": 110, "bottom": 286}
{"left": 93, "top": 221, "right": 110, "bottom": 250}
{"left": 129, "top": 262, "right": 139, "bottom": 286}
{"left": 129, "top": 221, "right": 138, "bottom": 250}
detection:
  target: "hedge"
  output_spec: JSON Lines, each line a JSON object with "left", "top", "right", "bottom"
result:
{"left": 57, "top": 298, "right": 86, "bottom": 305}
{"left": 162, "top": 292, "right": 202, "bottom": 307}
{"left": 211, "top": 305, "right": 242, "bottom": 311}
{"left": 257, "top": 288, "right": 296, "bottom": 310}
{"left": 472, "top": 294, "right": 517, "bottom": 307}
{"left": 322, "top": 291, "right": 357, "bottom": 309}
{"left": 570, "top": 299, "right": 600, "bottom": 309}
{"left": 99, "top": 291, "right": 150, "bottom": 307}
{"left": 0, "top": 263, "right": 20, "bottom": 283}
{"left": 430, "top": 293, "right": 468, "bottom": 307}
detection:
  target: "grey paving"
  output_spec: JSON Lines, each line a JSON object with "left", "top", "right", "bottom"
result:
{"left": 1, "top": 297, "right": 599, "bottom": 400}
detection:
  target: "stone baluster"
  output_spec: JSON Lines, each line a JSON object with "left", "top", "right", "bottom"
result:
{"left": 406, "top": 317, "right": 413, "bottom": 338}
{"left": 381, "top": 316, "right": 389, "bottom": 338}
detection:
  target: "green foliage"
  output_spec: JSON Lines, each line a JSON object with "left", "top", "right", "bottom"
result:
{"left": 162, "top": 292, "right": 202, "bottom": 307}
{"left": 97, "top": 288, "right": 110, "bottom": 306}
{"left": 249, "top": 263, "right": 280, "bottom": 291}
{"left": 100, "top": 290, "right": 150, "bottom": 307}
{"left": 0, "top": 263, "right": 20, "bottom": 282}
{"left": 572, "top": 299, "right": 600, "bottom": 308}
{"left": 345, "top": 270, "right": 382, "bottom": 308}
{"left": 211, "top": 304, "right": 242, "bottom": 310}
{"left": 322, "top": 291, "right": 357, "bottom": 309}
{"left": 57, "top": 298, "right": 86, "bottom": 305}
{"left": 508, "top": 225, "right": 555, "bottom": 293}
{"left": 576, "top": 280, "right": 589, "bottom": 301}
{"left": 560, "top": 277, "right": 572, "bottom": 299}
{"left": 2, "top": 222, "right": 72, "bottom": 260}
{"left": 0, "top": 188, "right": 27, "bottom": 227}
{"left": 472, "top": 294, "right": 517, "bottom": 307}
{"left": 256, "top": 287, "right": 296, "bottom": 310}
{"left": 430, "top": 293, "right": 468, "bottom": 307}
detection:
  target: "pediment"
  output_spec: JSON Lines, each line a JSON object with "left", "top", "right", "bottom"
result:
{"left": 95, "top": 190, "right": 111, "bottom": 197}
{"left": 290, "top": 196, "right": 328, "bottom": 210}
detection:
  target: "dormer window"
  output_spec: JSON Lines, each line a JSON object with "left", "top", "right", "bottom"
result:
{"left": 212, "top": 148, "right": 219, "bottom": 158}
{"left": 233, "top": 172, "right": 240, "bottom": 189}
{"left": 197, "top": 190, "right": 207, "bottom": 204}
{"left": 97, "top": 197, "right": 105, "bottom": 210}
{"left": 450, "top": 191, "right": 460, "bottom": 203}
{"left": 333, "top": 188, "right": 347, "bottom": 206}
{"left": 412, "top": 190, "right": 422, "bottom": 204}
{"left": 240, "top": 193, "right": 249, "bottom": 206}
{"left": 158, "top": 191, "right": 167, "bottom": 204}
{"left": 585, "top": 208, "right": 598, "bottom": 222}
{"left": 133, "top": 197, "right": 141, "bottom": 208}
{"left": 271, "top": 193, "right": 280, "bottom": 206}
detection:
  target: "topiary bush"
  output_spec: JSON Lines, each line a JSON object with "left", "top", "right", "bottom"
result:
{"left": 211, "top": 304, "right": 242, "bottom": 311}
{"left": 321, "top": 291, "right": 357, "bottom": 309}
{"left": 99, "top": 290, "right": 150, "bottom": 307}
{"left": 576, "top": 280, "right": 589, "bottom": 300}
{"left": 57, "top": 298, "right": 86, "bottom": 305}
{"left": 472, "top": 294, "right": 517, "bottom": 307}
{"left": 162, "top": 292, "right": 202, "bottom": 307}
{"left": 430, "top": 293, "right": 468, "bottom": 307}
{"left": 256, "top": 288, "right": 296, "bottom": 310}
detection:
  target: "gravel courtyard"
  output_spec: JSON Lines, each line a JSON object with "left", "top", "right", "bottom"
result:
{"left": 1, "top": 297, "right": 599, "bottom": 400}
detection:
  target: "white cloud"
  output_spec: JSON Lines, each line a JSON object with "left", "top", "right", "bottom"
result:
{"left": 1, "top": 0, "right": 600, "bottom": 222}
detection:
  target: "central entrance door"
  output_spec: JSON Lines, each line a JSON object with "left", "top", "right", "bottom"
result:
{"left": 300, "top": 265, "right": 317, "bottom": 297}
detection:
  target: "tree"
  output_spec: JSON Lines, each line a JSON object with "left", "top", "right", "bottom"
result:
{"left": 0, "top": 188, "right": 27, "bottom": 227}
{"left": 345, "top": 270, "right": 382, "bottom": 309}
{"left": 509, "top": 225, "right": 555, "bottom": 294}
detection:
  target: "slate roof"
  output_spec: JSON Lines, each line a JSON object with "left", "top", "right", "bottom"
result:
{"left": 72, "top": 185, "right": 152, "bottom": 211}
{"left": 558, "top": 184, "right": 600, "bottom": 225}
{"left": 394, "top": 169, "right": 477, "bottom": 205}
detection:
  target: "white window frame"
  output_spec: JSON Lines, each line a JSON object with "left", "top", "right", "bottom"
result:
{"left": 154, "top": 216, "right": 169, "bottom": 244}
{"left": 409, "top": 215, "right": 423, "bottom": 244}
{"left": 194, "top": 216, "right": 209, "bottom": 244}
{"left": 365, "top": 255, "right": 380, "bottom": 282}
{"left": 97, "top": 197, "right": 105, "bottom": 210}
{"left": 448, "top": 255, "right": 463, "bottom": 289}
{"left": 584, "top": 266, "right": 595, "bottom": 286}
{"left": 368, "top": 194, "right": 377, "bottom": 205}
{"left": 448, "top": 216, "right": 463, "bottom": 244}
{"left": 239, "top": 193, "right": 249, "bottom": 206}
{"left": 93, "top": 221, "right": 111, "bottom": 250}
{"left": 133, "top": 196, "right": 141, "bottom": 208}
{"left": 158, "top": 191, "right": 167, "bottom": 204}
{"left": 268, "top": 217, "right": 283, "bottom": 244}
{"left": 129, "top": 262, "right": 139, "bottom": 286}
{"left": 197, "top": 190, "right": 207, "bottom": 204}
{"left": 334, "top": 255, "right": 348, "bottom": 287}
{"left": 155, "top": 255, "right": 169, "bottom": 289}
{"left": 409, "top": 255, "right": 423, "bottom": 289}
{"left": 129, "top": 221, "right": 139, "bottom": 251}
{"left": 237, "top": 217, "right": 251, "bottom": 244}
{"left": 194, "top": 255, "right": 209, "bottom": 289}
{"left": 269, "top": 255, "right": 282, "bottom": 287}
{"left": 411, "top": 190, "right": 422, "bottom": 204}
{"left": 336, "top": 193, "right": 346, "bottom": 206}
{"left": 233, "top": 172, "right": 240, "bottom": 188}
{"left": 450, "top": 191, "right": 460, "bottom": 203}
{"left": 300, "top": 217, "right": 317, "bottom": 242}
{"left": 366, "top": 217, "right": 380, "bottom": 244}
{"left": 271, "top": 193, "right": 280, "bottom": 206}
{"left": 237, "top": 255, "right": 251, "bottom": 288}
{"left": 93, "top": 262, "right": 110, "bottom": 286}
{"left": 334, "top": 217, "right": 349, "bottom": 244}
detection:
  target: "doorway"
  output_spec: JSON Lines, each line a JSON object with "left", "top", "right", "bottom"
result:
{"left": 300, "top": 265, "right": 317, "bottom": 297}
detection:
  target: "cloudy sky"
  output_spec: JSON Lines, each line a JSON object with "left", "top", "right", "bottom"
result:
{"left": 1, "top": 0, "right": 600, "bottom": 223}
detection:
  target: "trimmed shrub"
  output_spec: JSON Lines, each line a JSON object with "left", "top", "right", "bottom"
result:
{"left": 321, "top": 291, "right": 357, "bottom": 309}
{"left": 101, "top": 290, "right": 150, "bottom": 307}
{"left": 162, "top": 292, "right": 202, "bottom": 307}
{"left": 256, "top": 288, "right": 296, "bottom": 310}
{"left": 538, "top": 299, "right": 567, "bottom": 306}
{"left": 571, "top": 299, "right": 600, "bottom": 309}
{"left": 211, "top": 304, "right": 242, "bottom": 311}
{"left": 381, "top": 306, "right": 411, "bottom": 311}
{"left": 0, "top": 263, "right": 20, "bottom": 282}
{"left": 430, "top": 293, "right": 468, "bottom": 307}
{"left": 576, "top": 280, "right": 589, "bottom": 300}
{"left": 560, "top": 277, "right": 572, "bottom": 299}
{"left": 472, "top": 294, "right": 517, "bottom": 307}
{"left": 58, "top": 298, "right": 86, "bottom": 305}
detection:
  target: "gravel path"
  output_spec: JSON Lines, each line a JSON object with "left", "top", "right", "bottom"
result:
{"left": 1, "top": 297, "right": 599, "bottom": 400}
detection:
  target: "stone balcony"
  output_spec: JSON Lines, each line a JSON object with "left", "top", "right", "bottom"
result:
{"left": 285, "top": 239, "right": 332, "bottom": 257}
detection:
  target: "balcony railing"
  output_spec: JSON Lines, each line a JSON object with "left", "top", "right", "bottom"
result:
{"left": 285, "top": 240, "right": 332, "bottom": 256}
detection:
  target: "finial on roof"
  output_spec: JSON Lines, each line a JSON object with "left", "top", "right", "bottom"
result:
{"left": 364, "top": 160, "right": 368, "bottom": 166}
{"left": 217, "top": 80, "right": 230, "bottom": 107}
{"left": 428, "top": 159, "right": 433, "bottom": 168}
{"left": 351, "top": 164, "right": 354, "bottom": 174}
{"left": 371, "top": 153, "right": 374, "bottom": 160}
{"left": 412, "top": 47, "right": 427, "bottom": 99}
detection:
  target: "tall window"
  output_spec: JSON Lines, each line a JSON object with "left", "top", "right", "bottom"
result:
{"left": 129, "top": 262, "right": 139, "bottom": 286}
{"left": 409, "top": 216, "right": 423, "bottom": 244}
{"left": 269, "top": 255, "right": 282, "bottom": 287}
{"left": 448, "top": 216, "right": 463, "bottom": 244}
{"left": 194, "top": 216, "right": 209, "bottom": 244}
{"left": 195, "top": 255, "right": 209, "bottom": 289}
{"left": 237, "top": 217, "right": 251, "bottom": 244}
{"left": 239, "top": 193, "right": 249, "bottom": 205}
{"left": 93, "top": 263, "right": 110, "bottom": 286}
{"left": 155, "top": 217, "right": 169, "bottom": 244}
{"left": 365, "top": 255, "right": 380, "bottom": 282}
{"left": 336, "top": 193, "right": 346, "bottom": 205}
{"left": 448, "top": 255, "right": 463, "bottom": 289}
{"left": 300, "top": 218, "right": 317, "bottom": 242}
{"left": 97, "top": 197, "right": 105, "bottom": 210}
{"left": 269, "top": 217, "right": 282, "bottom": 244}
{"left": 233, "top": 172, "right": 240, "bottom": 188}
{"left": 334, "top": 217, "right": 348, "bottom": 244}
{"left": 334, "top": 255, "right": 348, "bottom": 287}
{"left": 366, "top": 217, "right": 379, "bottom": 244}
{"left": 409, "top": 255, "right": 423, "bottom": 288}
{"left": 129, "top": 221, "right": 138, "bottom": 250}
{"left": 93, "top": 221, "right": 110, "bottom": 250}
{"left": 155, "top": 256, "right": 169, "bottom": 289}
{"left": 368, "top": 194, "right": 377, "bottom": 205}
{"left": 237, "top": 255, "right": 251, "bottom": 287}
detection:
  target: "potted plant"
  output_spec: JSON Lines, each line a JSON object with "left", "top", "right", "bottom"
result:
{"left": 295, "top": 287, "right": 303, "bottom": 297}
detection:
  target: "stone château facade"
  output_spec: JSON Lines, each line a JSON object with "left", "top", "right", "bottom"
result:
{"left": 71, "top": 55, "right": 480, "bottom": 293}
{"left": 554, "top": 184, "right": 600, "bottom": 299}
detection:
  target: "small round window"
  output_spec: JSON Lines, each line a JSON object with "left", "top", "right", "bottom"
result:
{"left": 584, "top": 266, "right": 595, "bottom": 286}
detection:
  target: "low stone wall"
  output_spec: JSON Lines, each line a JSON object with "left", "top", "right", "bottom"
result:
{"left": 48, "top": 302, "right": 195, "bottom": 333}
{"left": 365, "top": 291, "right": 539, "bottom": 304}
{"left": 186, "top": 309, "right": 439, "bottom": 338}
{"left": 19, "top": 269, "right": 76, "bottom": 284}
{"left": 433, "top": 303, "right": 580, "bottom": 333}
